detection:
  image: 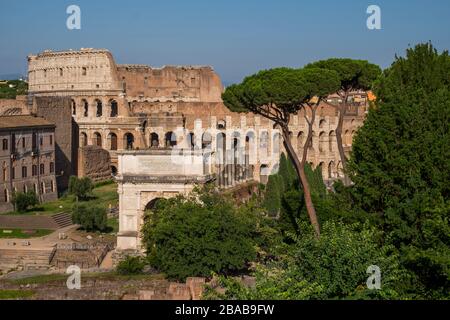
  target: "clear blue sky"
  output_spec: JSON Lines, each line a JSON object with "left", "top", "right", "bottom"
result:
{"left": 0, "top": 0, "right": 449, "bottom": 84}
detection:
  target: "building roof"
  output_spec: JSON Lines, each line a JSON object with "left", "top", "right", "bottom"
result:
{"left": 0, "top": 115, "right": 55, "bottom": 130}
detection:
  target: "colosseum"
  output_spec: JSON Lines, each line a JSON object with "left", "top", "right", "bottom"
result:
{"left": 23, "top": 48, "right": 372, "bottom": 250}
{"left": 27, "top": 48, "right": 368, "bottom": 186}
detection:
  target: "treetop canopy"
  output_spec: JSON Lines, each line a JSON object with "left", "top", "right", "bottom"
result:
{"left": 304, "top": 58, "right": 381, "bottom": 92}
{"left": 222, "top": 67, "right": 341, "bottom": 114}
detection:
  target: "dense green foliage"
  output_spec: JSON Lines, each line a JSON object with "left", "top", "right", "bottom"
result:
{"left": 347, "top": 43, "right": 450, "bottom": 298}
{"left": 116, "top": 256, "right": 145, "bottom": 275}
{"left": 263, "top": 154, "right": 332, "bottom": 237}
{"left": 142, "top": 186, "right": 260, "bottom": 281}
{"left": 12, "top": 191, "right": 39, "bottom": 213}
{"left": 205, "top": 221, "right": 407, "bottom": 300}
{"left": 0, "top": 80, "right": 28, "bottom": 99}
{"left": 68, "top": 176, "right": 94, "bottom": 201}
{"left": 71, "top": 203, "right": 107, "bottom": 232}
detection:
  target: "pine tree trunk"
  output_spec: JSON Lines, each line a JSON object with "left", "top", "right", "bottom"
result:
{"left": 281, "top": 126, "right": 320, "bottom": 238}
{"left": 335, "top": 100, "right": 350, "bottom": 186}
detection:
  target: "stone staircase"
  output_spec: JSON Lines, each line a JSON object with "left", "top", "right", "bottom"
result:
{"left": 0, "top": 247, "right": 56, "bottom": 272}
{"left": 51, "top": 213, "right": 73, "bottom": 229}
{"left": 0, "top": 213, "right": 73, "bottom": 231}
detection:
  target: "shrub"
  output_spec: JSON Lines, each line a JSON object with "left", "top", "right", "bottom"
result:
{"left": 72, "top": 203, "right": 107, "bottom": 232}
{"left": 12, "top": 191, "right": 39, "bottom": 213}
{"left": 116, "top": 256, "right": 145, "bottom": 275}
{"left": 68, "top": 176, "right": 94, "bottom": 201}
{"left": 142, "top": 186, "right": 257, "bottom": 281}
{"left": 206, "top": 221, "right": 409, "bottom": 300}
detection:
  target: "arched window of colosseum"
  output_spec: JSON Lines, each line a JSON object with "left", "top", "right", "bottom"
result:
{"left": 124, "top": 133, "right": 134, "bottom": 150}
{"left": 82, "top": 100, "right": 88, "bottom": 117}
{"left": 82, "top": 67, "right": 87, "bottom": 76}
{"left": 80, "top": 132, "right": 88, "bottom": 147}
{"left": 308, "top": 132, "right": 315, "bottom": 151}
{"left": 150, "top": 133, "right": 159, "bottom": 148}
{"left": 329, "top": 131, "right": 336, "bottom": 152}
{"left": 259, "top": 131, "right": 269, "bottom": 159}
{"left": 202, "top": 132, "right": 212, "bottom": 150}
{"left": 337, "top": 161, "right": 343, "bottom": 178}
{"left": 109, "top": 133, "right": 118, "bottom": 151}
{"left": 165, "top": 132, "right": 177, "bottom": 148}
{"left": 216, "top": 133, "right": 226, "bottom": 164}
{"left": 110, "top": 100, "right": 118, "bottom": 117}
{"left": 328, "top": 161, "right": 335, "bottom": 179}
{"left": 187, "top": 132, "right": 195, "bottom": 149}
{"left": 319, "top": 119, "right": 326, "bottom": 129}
{"left": 96, "top": 100, "right": 103, "bottom": 117}
{"left": 60, "top": 68, "right": 63, "bottom": 77}
{"left": 94, "top": 132, "right": 102, "bottom": 147}
{"left": 297, "top": 132, "right": 304, "bottom": 153}
{"left": 318, "top": 162, "right": 325, "bottom": 179}
{"left": 272, "top": 132, "right": 281, "bottom": 156}
{"left": 319, "top": 132, "right": 326, "bottom": 153}
{"left": 260, "top": 165, "right": 269, "bottom": 184}
{"left": 344, "top": 130, "right": 350, "bottom": 146}
{"left": 71, "top": 100, "right": 76, "bottom": 115}
{"left": 350, "top": 130, "right": 356, "bottom": 145}
{"left": 111, "top": 166, "right": 118, "bottom": 176}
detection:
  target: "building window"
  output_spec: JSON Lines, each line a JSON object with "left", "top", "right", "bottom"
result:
{"left": 82, "top": 67, "right": 87, "bottom": 76}
{"left": 11, "top": 134, "right": 16, "bottom": 152}
{"left": 60, "top": 68, "right": 63, "bottom": 76}
{"left": 32, "top": 132, "right": 37, "bottom": 150}
{"left": 32, "top": 165, "right": 37, "bottom": 176}
{"left": 2, "top": 167, "right": 6, "bottom": 181}
{"left": 11, "top": 167, "right": 15, "bottom": 180}
{"left": 50, "top": 162, "right": 54, "bottom": 173}
{"left": 2, "top": 139, "right": 7, "bottom": 150}
{"left": 40, "top": 137, "right": 43, "bottom": 146}
{"left": 96, "top": 100, "right": 103, "bottom": 117}
{"left": 49, "top": 135, "right": 53, "bottom": 146}
{"left": 22, "top": 137, "right": 26, "bottom": 148}
{"left": 40, "top": 164, "right": 44, "bottom": 175}
{"left": 40, "top": 182, "right": 45, "bottom": 194}
{"left": 22, "top": 166, "right": 27, "bottom": 178}
{"left": 4, "top": 189, "right": 8, "bottom": 202}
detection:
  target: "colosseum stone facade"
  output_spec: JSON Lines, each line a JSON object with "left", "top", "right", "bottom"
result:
{"left": 27, "top": 48, "right": 368, "bottom": 186}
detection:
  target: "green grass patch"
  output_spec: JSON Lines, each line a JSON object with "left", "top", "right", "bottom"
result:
{"left": 0, "top": 290, "right": 35, "bottom": 300}
{"left": 107, "top": 217, "right": 119, "bottom": 233}
{"left": 10, "top": 272, "right": 165, "bottom": 285}
{"left": 1, "top": 183, "right": 118, "bottom": 216}
{"left": 0, "top": 229, "right": 53, "bottom": 239}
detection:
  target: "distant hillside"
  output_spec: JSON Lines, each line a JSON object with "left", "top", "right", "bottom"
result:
{"left": 0, "top": 80, "right": 28, "bottom": 99}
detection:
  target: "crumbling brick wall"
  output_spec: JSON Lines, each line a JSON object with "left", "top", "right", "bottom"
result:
{"left": 35, "top": 96, "right": 78, "bottom": 191}
{"left": 78, "top": 146, "right": 111, "bottom": 182}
